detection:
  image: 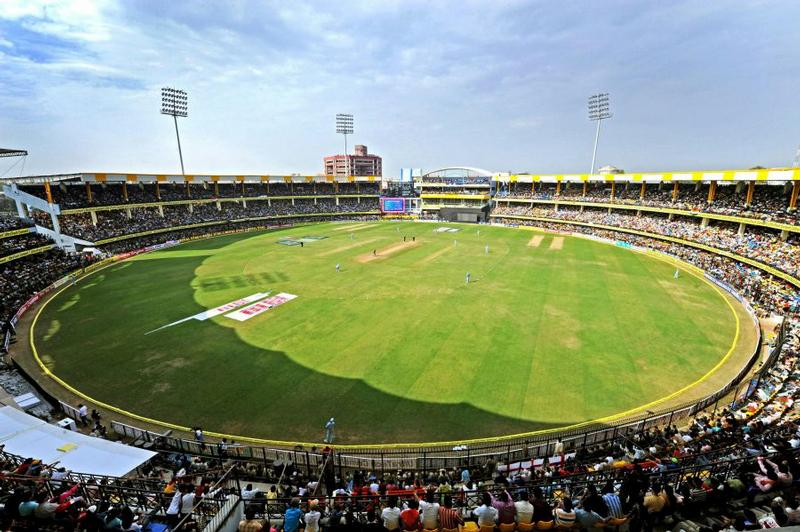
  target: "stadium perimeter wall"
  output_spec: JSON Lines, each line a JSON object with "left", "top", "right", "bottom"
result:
{"left": 6, "top": 219, "right": 777, "bottom": 471}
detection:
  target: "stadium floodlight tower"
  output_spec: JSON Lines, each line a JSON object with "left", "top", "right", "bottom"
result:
{"left": 588, "top": 92, "right": 612, "bottom": 174}
{"left": 161, "top": 87, "right": 189, "bottom": 176}
{"left": 335, "top": 113, "right": 354, "bottom": 176}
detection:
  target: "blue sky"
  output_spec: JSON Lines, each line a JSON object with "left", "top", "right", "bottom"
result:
{"left": 1, "top": 0, "right": 799, "bottom": 177}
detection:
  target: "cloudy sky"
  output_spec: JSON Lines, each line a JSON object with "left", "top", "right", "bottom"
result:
{"left": 1, "top": 1, "right": 799, "bottom": 177}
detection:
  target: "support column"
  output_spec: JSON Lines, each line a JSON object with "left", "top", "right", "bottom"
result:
{"left": 580, "top": 205, "right": 585, "bottom": 213}
{"left": 582, "top": 182, "right": 587, "bottom": 197}
{"left": 314, "top": 197, "right": 317, "bottom": 205}
{"left": 186, "top": 183, "right": 191, "bottom": 198}
{"left": 291, "top": 197, "right": 295, "bottom": 206}
{"left": 125, "top": 208, "right": 132, "bottom": 219}
{"left": 780, "top": 229, "right": 789, "bottom": 242}
{"left": 668, "top": 213, "right": 674, "bottom": 221}
{"left": 242, "top": 199, "right": 247, "bottom": 208}
{"left": 90, "top": 211, "right": 98, "bottom": 225}
{"left": 640, "top": 182, "right": 646, "bottom": 201}
{"left": 789, "top": 182, "right": 799, "bottom": 211}
{"left": 356, "top": 183, "right": 360, "bottom": 194}
{"left": 15, "top": 198, "right": 26, "bottom": 218}
{"left": 672, "top": 182, "right": 679, "bottom": 202}
{"left": 216, "top": 200, "right": 221, "bottom": 211}
{"left": 700, "top": 217, "right": 709, "bottom": 228}
{"left": 86, "top": 183, "right": 93, "bottom": 203}
{"left": 707, "top": 181, "right": 717, "bottom": 203}
{"left": 554, "top": 203, "right": 559, "bottom": 212}
{"left": 610, "top": 182, "right": 616, "bottom": 201}
{"left": 738, "top": 223, "right": 746, "bottom": 236}
{"left": 44, "top": 182, "right": 53, "bottom": 204}
{"left": 215, "top": 182, "right": 219, "bottom": 197}
{"left": 156, "top": 182, "right": 161, "bottom": 200}
{"left": 50, "top": 212, "right": 61, "bottom": 235}
{"left": 556, "top": 181, "right": 561, "bottom": 196}
{"left": 158, "top": 205, "right": 164, "bottom": 217}
{"left": 637, "top": 209, "right": 642, "bottom": 217}
{"left": 122, "top": 183, "right": 128, "bottom": 201}
{"left": 746, "top": 181, "right": 755, "bottom": 207}
{"left": 335, "top": 196, "right": 339, "bottom": 206}
{"left": 188, "top": 203, "right": 193, "bottom": 213}
{"left": 531, "top": 181, "right": 535, "bottom": 194}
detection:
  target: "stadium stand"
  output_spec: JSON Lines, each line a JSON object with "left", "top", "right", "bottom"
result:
{"left": 0, "top": 171, "right": 799, "bottom": 530}
{"left": 496, "top": 182, "right": 799, "bottom": 225}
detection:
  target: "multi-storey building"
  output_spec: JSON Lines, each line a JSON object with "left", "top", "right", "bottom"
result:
{"left": 324, "top": 145, "right": 382, "bottom": 177}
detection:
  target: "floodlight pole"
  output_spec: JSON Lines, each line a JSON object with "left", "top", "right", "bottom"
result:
{"left": 588, "top": 92, "right": 612, "bottom": 174}
{"left": 336, "top": 114, "right": 354, "bottom": 176}
{"left": 173, "top": 114, "right": 185, "bottom": 176}
{"left": 161, "top": 87, "right": 189, "bottom": 176}
{"left": 590, "top": 119, "right": 602, "bottom": 176}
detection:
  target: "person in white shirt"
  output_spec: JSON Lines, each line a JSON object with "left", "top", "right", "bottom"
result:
{"left": 241, "top": 484, "right": 260, "bottom": 500}
{"left": 369, "top": 480, "right": 380, "bottom": 494}
{"left": 473, "top": 493, "right": 499, "bottom": 526}
{"left": 381, "top": 496, "right": 402, "bottom": 531}
{"left": 419, "top": 491, "right": 440, "bottom": 530}
{"left": 78, "top": 404, "right": 89, "bottom": 425}
{"left": 166, "top": 486, "right": 195, "bottom": 525}
{"left": 515, "top": 493, "right": 534, "bottom": 525}
{"left": 305, "top": 500, "right": 322, "bottom": 532}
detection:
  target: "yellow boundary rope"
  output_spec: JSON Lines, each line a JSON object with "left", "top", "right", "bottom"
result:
{"left": 28, "top": 222, "right": 762, "bottom": 450}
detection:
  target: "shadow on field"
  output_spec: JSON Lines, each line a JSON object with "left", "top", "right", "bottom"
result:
{"left": 38, "top": 252, "right": 581, "bottom": 445}
{"left": 196, "top": 272, "right": 289, "bottom": 291}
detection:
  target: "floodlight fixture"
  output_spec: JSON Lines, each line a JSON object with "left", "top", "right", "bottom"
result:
{"left": 161, "top": 87, "right": 189, "bottom": 175}
{"left": 588, "top": 92, "right": 612, "bottom": 174}
{"left": 336, "top": 113, "right": 354, "bottom": 175}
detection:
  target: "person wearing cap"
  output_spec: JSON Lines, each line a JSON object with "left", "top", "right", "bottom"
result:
{"left": 305, "top": 500, "right": 322, "bottom": 532}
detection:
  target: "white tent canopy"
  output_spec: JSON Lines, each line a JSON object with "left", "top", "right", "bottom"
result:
{"left": 0, "top": 406, "right": 156, "bottom": 477}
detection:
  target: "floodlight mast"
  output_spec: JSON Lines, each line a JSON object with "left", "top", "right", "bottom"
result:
{"left": 161, "top": 87, "right": 189, "bottom": 176}
{"left": 336, "top": 113, "right": 354, "bottom": 176}
{"left": 588, "top": 93, "right": 612, "bottom": 174}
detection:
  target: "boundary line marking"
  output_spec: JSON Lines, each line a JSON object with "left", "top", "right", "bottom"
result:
{"left": 28, "top": 223, "right": 759, "bottom": 449}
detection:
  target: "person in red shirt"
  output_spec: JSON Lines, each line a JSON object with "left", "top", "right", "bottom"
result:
{"left": 400, "top": 498, "right": 421, "bottom": 531}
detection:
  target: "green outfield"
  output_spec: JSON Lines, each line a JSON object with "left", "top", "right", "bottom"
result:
{"left": 34, "top": 222, "right": 740, "bottom": 444}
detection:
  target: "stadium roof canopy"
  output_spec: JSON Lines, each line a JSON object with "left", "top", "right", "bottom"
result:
{"left": 0, "top": 148, "right": 28, "bottom": 158}
{"left": 421, "top": 167, "right": 494, "bottom": 178}
{"left": 0, "top": 173, "right": 84, "bottom": 185}
{"left": 0, "top": 406, "right": 155, "bottom": 477}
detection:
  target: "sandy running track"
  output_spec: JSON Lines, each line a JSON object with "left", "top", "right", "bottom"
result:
{"left": 527, "top": 235, "right": 544, "bottom": 248}
{"left": 356, "top": 240, "right": 421, "bottom": 263}
{"left": 549, "top": 237, "right": 564, "bottom": 250}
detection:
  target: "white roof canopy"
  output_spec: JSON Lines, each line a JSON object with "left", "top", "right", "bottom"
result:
{"left": 0, "top": 406, "right": 156, "bottom": 477}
